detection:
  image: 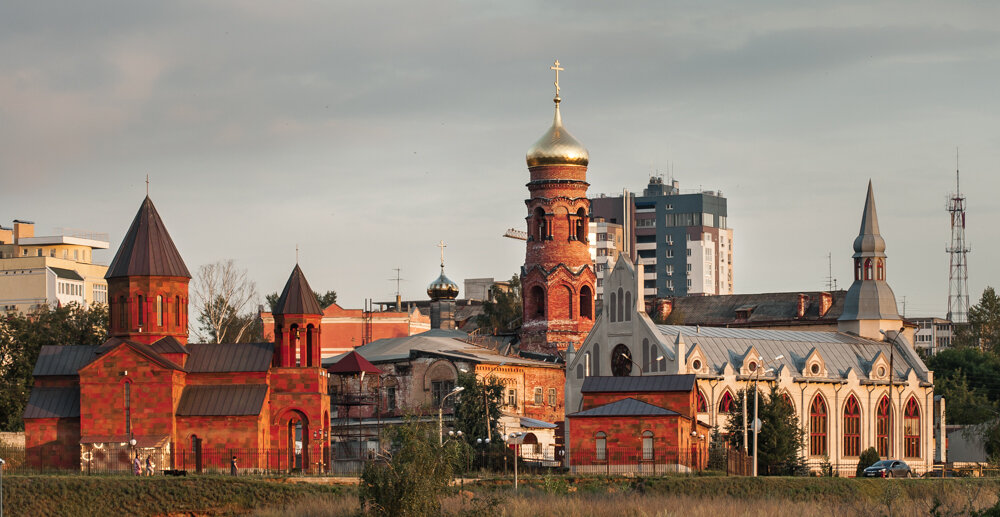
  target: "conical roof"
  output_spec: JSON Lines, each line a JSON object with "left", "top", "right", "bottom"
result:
{"left": 274, "top": 264, "right": 323, "bottom": 315}
{"left": 106, "top": 196, "right": 190, "bottom": 279}
{"left": 327, "top": 350, "right": 382, "bottom": 375}
{"left": 525, "top": 101, "right": 589, "bottom": 168}
{"left": 852, "top": 180, "right": 886, "bottom": 257}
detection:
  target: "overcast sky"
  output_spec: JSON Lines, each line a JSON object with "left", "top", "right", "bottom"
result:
{"left": 3, "top": 1, "right": 998, "bottom": 317}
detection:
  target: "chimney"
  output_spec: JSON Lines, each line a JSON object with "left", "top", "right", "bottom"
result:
{"left": 13, "top": 220, "right": 34, "bottom": 244}
{"left": 819, "top": 292, "right": 833, "bottom": 317}
{"left": 655, "top": 299, "right": 673, "bottom": 321}
{"left": 796, "top": 294, "right": 809, "bottom": 318}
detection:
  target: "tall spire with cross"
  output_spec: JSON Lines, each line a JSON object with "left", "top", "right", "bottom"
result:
{"left": 550, "top": 59, "right": 564, "bottom": 103}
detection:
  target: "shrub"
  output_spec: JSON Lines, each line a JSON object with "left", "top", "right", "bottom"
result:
{"left": 856, "top": 447, "right": 879, "bottom": 478}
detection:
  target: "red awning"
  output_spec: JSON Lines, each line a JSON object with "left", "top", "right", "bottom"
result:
{"left": 327, "top": 350, "right": 382, "bottom": 375}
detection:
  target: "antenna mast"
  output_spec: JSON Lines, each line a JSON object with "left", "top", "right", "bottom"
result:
{"left": 946, "top": 151, "right": 971, "bottom": 324}
{"left": 389, "top": 268, "right": 405, "bottom": 311}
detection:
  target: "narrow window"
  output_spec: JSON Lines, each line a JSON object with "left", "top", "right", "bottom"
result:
{"left": 531, "top": 286, "right": 545, "bottom": 317}
{"left": 844, "top": 395, "right": 861, "bottom": 457}
{"left": 507, "top": 388, "right": 517, "bottom": 407}
{"left": 864, "top": 258, "right": 873, "bottom": 281}
{"left": 156, "top": 295, "right": 163, "bottom": 327}
{"left": 576, "top": 208, "right": 587, "bottom": 242}
{"left": 137, "top": 295, "right": 144, "bottom": 327}
{"left": 386, "top": 386, "right": 397, "bottom": 411}
{"left": 306, "top": 324, "right": 315, "bottom": 366}
{"left": 609, "top": 292, "right": 617, "bottom": 322}
{"left": 617, "top": 287, "right": 624, "bottom": 322}
{"left": 119, "top": 296, "right": 127, "bottom": 329}
{"left": 718, "top": 391, "right": 734, "bottom": 413}
{"left": 548, "top": 388, "right": 557, "bottom": 406}
{"left": 625, "top": 291, "right": 632, "bottom": 321}
{"left": 876, "top": 260, "right": 885, "bottom": 281}
{"left": 175, "top": 296, "right": 181, "bottom": 326}
{"left": 810, "top": 395, "right": 828, "bottom": 456}
{"left": 876, "top": 396, "right": 892, "bottom": 457}
{"left": 565, "top": 286, "right": 574, "bottom": 319}
{"left": 595, "top": 431, "right": 607, "bottom": 461}
{"left": 124, "top": 381, "right": 132, "bottom": 436}
{"left": 697, "top": 391, "right": 708, "bottom": 413}
{"left": 642, "top": 430, "right": 654, "bottom": 461}
{"left": 580, "top": 285, "right": 593, "bottom": 319}
{"left": 904, "top": 398, "right": 920, "bottom": 458}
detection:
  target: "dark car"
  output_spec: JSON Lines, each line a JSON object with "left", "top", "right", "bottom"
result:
{"left": 863, "top": 460, "right": 913, "bottom": 478}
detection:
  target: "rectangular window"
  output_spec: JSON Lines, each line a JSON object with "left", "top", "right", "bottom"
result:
{"left": 534, "top": 387, "right": 543, "bottom": 405}
{"left": 687, "top": 248, "right": 692, "bottom": 256}
{"left": 156, "top": 296, "right": 163, "bottom": 326}
{"left": 548, "top": 388, "right": 557, "bottom": 406}
{"left": 124, "top": 382, "right": 132, "bottom": 436}
{"left": 507, "top": 388, "right": 517, "bottom": 407}
{"left": 666, "top": 250, "right": 674, "bottom": 258}
{"left": 386, "top": 387, "right": 397, "bottom": 411}
{"left": 74, "top": 249, "right": 79, "bottom": 260}
{"left": 431, "top": 380, "right": 455, "bottom": 407}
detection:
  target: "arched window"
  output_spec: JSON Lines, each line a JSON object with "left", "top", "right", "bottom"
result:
{"left": 642, "top": 430, "right": 654, "bottom": 461}
{"left": 137, "top": 295, "right": 145, "bottom": 327}
{"left": 864, "top": 258, "right": 873, "bottom": 281}
{"left": 595, "top": 431, "right": 607, "bottom": 461}
{"left": 809, "top": 395, "right": 827, "bottom": 456}
{"left": 624, "top": 291, "right": 632, "bottom": 321}
{"left": 611, "top": 344, "right": 632, "bottom": 377}
{"left": 781, "top": 393, "right": 794, "bottom": 412}
{"left": 617, "top": 287, "right": 624, "bottom": 322}
{"left": 306, "top": 324, "right": 315, "bottom": 367}
{"left": 854, "top": 259, "right": 862, "bottom": 281}
{"left": 844, "top": 395, "right": 861, "bottom": 457}
{"left": 609, "top": 292, "right": 617, "bottom": 322}
{"left": 531, "top": 286, "right": 545, "bottom": 317}
{"left": 697, "top": 390, "right": 708, "bottom": 413}
{"left": 580, "top": 285, "right": 593, "bottom": 320}
{"left": 565, "top": 286, "right": 574, "bottom": 319}
{"left": 904, "top": 398, "right": 920, "bottom": 458}
{"left": 644, "top": 338, "right": 655, "bottom": 373}
{"left": 175, "top": 296, "right": 181, "bottom": 326}
{"left": 718, "top": 391, "right": 734, "bottom": 413}
{"left": 876, "top": 260, "right": 885, "bottom": 281}
{"left": 118, "top": 296, "right": 127, "bottom": 329}
{"left": 532, "top": 207, "right": 547, "bottom": 241}
{"left": 592, "top": 344, "right": 601, "bottom": 375}
{"left": 290, "top": 324, "right": 300, "bottom": 366}
{"left": 123, "top": 381, "right": 132, "bottom": 436}
{"left": 876, "top": 396, "right": 892, "bottom": 457}
{"left": 576, "top": 208, "right": 587, "bottom": 242}
{"left": 156, "top": 295, "right": 163, "bottom": 327}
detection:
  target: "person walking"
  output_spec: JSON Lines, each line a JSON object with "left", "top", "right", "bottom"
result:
{"left": 230, "top": 456, "right": 238, "bottom": 476}
{"left": 132, "top": 455, "right": 141, "bottom": 476}
{"left": 145, "top": 454, "right": 155, "bottom": 476}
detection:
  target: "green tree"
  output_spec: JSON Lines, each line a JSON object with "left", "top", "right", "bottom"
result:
{"left": 954, "top": 287, "right": 1000, "bottom": 352}
{"left": 856, "top": 446, "right": 880, "bottom": 478}
{"left": 724, "top": 385, "right": 805, "bottom": 475}
{"left": 360, "top": 420, "right": 462, "bottom": 516}
{"left": 925, "top": 347, "right": 1000, "bottom": 423}
{"left": 0, "top": 303, "right": 108, "bottom": 431}
{"left": 452, "top": 372, "right": 504, "bottom": 446}
{"left": 265, "top": 289, "right": 337, "bottom": 312}
{"left": 475, "top": 275, "right": 521, "bottom": 334}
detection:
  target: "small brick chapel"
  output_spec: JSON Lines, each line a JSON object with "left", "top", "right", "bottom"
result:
{"left": 23, "top": 196, "right": 331, "bottom": 472}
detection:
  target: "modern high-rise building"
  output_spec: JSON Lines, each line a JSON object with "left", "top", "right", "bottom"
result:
{"left": 591, "top": 177, "right": 732, "bottom": 299}
{"left": 587, "top": 218, "right": 625, "bottom": 303}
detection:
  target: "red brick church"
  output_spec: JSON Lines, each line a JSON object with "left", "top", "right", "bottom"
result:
{"left": 23, "top": 196, "right": 331, "bottom": 473}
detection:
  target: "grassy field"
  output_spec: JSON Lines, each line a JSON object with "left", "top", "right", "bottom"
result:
{"left": 5, "top": 475, "right": 1000, "bottom": 516}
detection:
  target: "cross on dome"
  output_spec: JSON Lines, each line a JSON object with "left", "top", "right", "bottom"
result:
{"left": 550, "top": 59, "right": 564, "bottom": 100}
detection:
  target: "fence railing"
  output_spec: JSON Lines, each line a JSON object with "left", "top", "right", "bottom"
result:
{"left": 568, "top": 446, "right": 707, "bottom": 476}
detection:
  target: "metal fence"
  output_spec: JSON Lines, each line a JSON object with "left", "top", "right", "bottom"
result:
{"left": 568, "top": 447, "right": 708, "bottom": 476}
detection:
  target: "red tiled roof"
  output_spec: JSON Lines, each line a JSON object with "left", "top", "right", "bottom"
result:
{"left": 328, "top": 350, "right": 382, "bottom": 375}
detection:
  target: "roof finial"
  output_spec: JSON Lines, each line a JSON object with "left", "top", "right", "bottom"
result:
{"left": 295, "top": 243, "right": 299, "bottom": 264}
{"left": 550, "top": 59, "right": 564, "bottom": 103}
{"left": 437, "top": 240, "right": 446, "bottom": 272}
{"left": 145, "top": 174, "right": 149, "bottom": 196}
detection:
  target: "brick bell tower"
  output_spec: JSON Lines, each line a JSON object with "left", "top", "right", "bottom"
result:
{"left": 105, "top": 196, "right": 192, "bottom": 345}
{"left": 520, "top": 60, "right": 596, "bottom": 355}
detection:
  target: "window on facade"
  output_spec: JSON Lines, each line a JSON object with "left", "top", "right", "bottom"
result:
{"left": 137, "top": 295, "right": 144, "bottom": 327}
{"left": 124, "top": 381, "right": 132, "bottom": 436}
{"left": 156, "top": 295, "right": 163, "bottom": 326}
{"left": 548, "top": 388, "right": 557, "bottom": 406}
{"left": 595, "top": 431, "right": 607, "bottom": 461}
{"left": 697, "top": 391, "right": 707, "bottom": 413}
{"left": 531, "top": 286, "right": 545, "bottom": 317}
{"left": 904, "top": 398, "right": 920, "bottom": 457}
{"left": 864, "top": 258, "right": 873, "bottom": 280}
{"left": 609, "top": 292, "right": 617, "bottom": 322}
{"left": 876, "top": 260, "right": 885, "bottom": 281}
{"left": 432, "top": 380, "right": 456, "bottom": 407}
{"left": 876, "top": 396, "right": 891, "bottom": 457}
{"left": 534, "top": 387, "right": 543, "bottom": 405}
{"left": 844, "top": 395, "right": 861, "bottom": 457}
{"left": 507, "top": 388, "right": 517, "bottom": 407}
{"left": 175, "top": 296, "right": 182, "bottom": 326}
{"left": 611, "top": 344, "right": 633, "bottom": 377}
{"left": 386, "top": 387, "right": 397, "bottom": 411}
{"left": 624, "top": 291, "right": 631, "bottom": 321}
{"left": 564, "top": 285, "right": 574, "bottom": 319}
{"left": 580, "top": 285, "right": 593, "bottom": 320}
{"left": 719, "top": 391, "right": 734, "bottom": 413}
{"left": 666, "top": 249, "right": 674, "bottom": 258}
{"left": 119, "top": 296, "right": 127, "bottom": 329}
{"left": 642, "top": 430, "right": 654, "bottom": 461}
{"left": 617, "top": 288, "right": 624, "bottom": 322}
{"left": 576, "top": 208, "right": 587, "bottom": 241}
{"left": 532, "top": 207, "right": 546, "bottom": 241}
{"left": 809, "top": 395, "right": 828, "bottom": 456}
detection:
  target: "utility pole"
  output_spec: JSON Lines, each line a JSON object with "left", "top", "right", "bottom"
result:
{"left": 946, "top": 152, "right": 971, "bottom": 325}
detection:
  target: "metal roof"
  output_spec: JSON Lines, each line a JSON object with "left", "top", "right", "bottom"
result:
{"left": 328, "top": 350, "right": 382, "bottom": 375}
{"left": 48, "top": 267, "right": 84, "bottom": 281}
{"left": 341, "top": 328, "right": 558, "bottom": 368}
{"left": 568, "top": 398, "right": 679, "bottom": 418}
{"left": 175, "top": 384, "right": 268, "bottom": 416}
{"left": 106, "top": 196, "right": 191, "bottom": 279}
{"left": 185, "top": 342, "right": 273, "bottom": 372}
{"left": 581, "top": 374, "right": 696, "bottom": 393}
{"left": 150, "top": 336, "right": 188, "bottom": 355}
{"left": 655, "top": 325, "right": 927, "bottom": 382}
{"left": 23, "top": 387, "right": 80, "bottom": 419}
{"left": 273, "top": 264, "right": 323, "bottom": 315}
{"left": 665, "top": 291, "right": 846, "bottom": 326}
{"left": 33, "top": 346, "right": 97, "bottom": 376}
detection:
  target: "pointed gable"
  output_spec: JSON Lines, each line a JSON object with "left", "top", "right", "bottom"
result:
{"left": 328, "top": 350, "right": 383, "bottom": 375}
{"left": 274, "top": 264, "right": 323, "bottom": 315}
{"left": 106, "top": 196, "right": 190, "bottom": 279}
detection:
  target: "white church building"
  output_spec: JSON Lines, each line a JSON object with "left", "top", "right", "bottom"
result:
{"left": 566, "top": 182, "right": 944, "bottom": 475}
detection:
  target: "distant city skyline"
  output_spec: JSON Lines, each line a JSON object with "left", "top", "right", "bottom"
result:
{"left": 3, "top": 1, "right": 998, "bottom": 317}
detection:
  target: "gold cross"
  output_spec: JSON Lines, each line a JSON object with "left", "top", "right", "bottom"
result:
{"left": 437, "top": 240, "right": 447, "bottom": 268}
{"left": 550, "top": 60, "right": 564, "bottom": 97}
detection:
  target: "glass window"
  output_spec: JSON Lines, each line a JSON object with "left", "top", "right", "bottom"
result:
{"left": 548, "top": 388, "right": 557, "bottom": 406}
{"left": 810, "top": 395, "right": 828, "bottom": 456}
{"left": 904, "top": 398, "right": 920, "bottom": 458}
{"left": 642, "top": 430, "right": 654, "bottom": 461}
{"left": 432, "top": 380, "right": 456, "bottom": 407}
{"left": 507, "top": 388, "right": 517, "bottom": 407}
{"left": 595, "top": 432, "right": 607, "bottom": 461}
{"left": 844, "top": 396, "right": 860, "bottom": 457}
{"left": 386, "top": 387, "right": 397, "bottom": 411}
{"left": 876, "top": 396, "right": 891, "bottom": 457}
{"left": 534, "top": 387, "right": 543, "bottom": 405}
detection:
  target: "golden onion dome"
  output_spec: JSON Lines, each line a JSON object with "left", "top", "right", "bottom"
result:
{"left": 427, "top": 269, "right": 459, "bottom": 301}
{"left": 525, "top": 99, "right": 589, "bottom": 168}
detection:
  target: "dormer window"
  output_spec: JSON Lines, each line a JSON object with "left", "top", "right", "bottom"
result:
{"left": 810, "top": 363, "right": 820, "bottom": 375}
{"left": 691, "top": 359, "right": 702, "bottom": 371}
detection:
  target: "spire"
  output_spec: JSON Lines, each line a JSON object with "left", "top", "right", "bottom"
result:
{"left": 274, "top": 264, "right": 323, "bottom": 315}
{"left": 106, "top": 196, "right": 190, "bottom": 279}
{"left": 525, "top": 60, "right": 589, "bottom": 168}
{"left": 852, "top": 180, "right": 886, "bottom": 257}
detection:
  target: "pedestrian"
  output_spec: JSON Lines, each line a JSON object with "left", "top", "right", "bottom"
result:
{"left": 132, "top": 455, "right": 141, "bottom": 476}
{"left": 230, "top": 455, "right": 238, "bottom": 476}
{"left": 145, "top": 454, "right": 155, "bottom": 476}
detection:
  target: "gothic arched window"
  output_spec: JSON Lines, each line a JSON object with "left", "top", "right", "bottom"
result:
{"left": 876, "top": 396, "right": 892, "bottom": 457}
{"left": 609, "top": 292, "right": 617, "bottom": 323}
{"left": 844, "top": 395, "right": 861, "bottom": 457}
{"left": 611, "top": 344, "right": 632, "bottom": 377}
{"left": 864, "top": 258, "right": 873, "bottom": 281}
{"left": 904, "top": 398, "right": 920, "bottom": 458}
{"left": 810, "top": 395, "right": 828, "bottom": 456}
{"left": 617, "top": 287, "right": 624, "bottom": 322}
{"left": 697, "top": 390, "right": 708, "bottom": 413}
{"left": 531, "top": 286, "right": 545, "bottom": 317}
{"left": 624, "top": 291, "right": 632, "bottom": 321}
{"left": 876, "top": 259, "right": 885, "bottom": 281}
{"left": 718, "top": 391, "right": 734, "bottom": 413}
{"left": 580, "top": 285, "right": 593, "bottom": 320}
{"left": 576, "top": 208, "right": 587, "bottom": 242}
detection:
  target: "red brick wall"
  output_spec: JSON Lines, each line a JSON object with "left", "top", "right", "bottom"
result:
{"left": 582, "top": 391, "right": 696, "bottom": 418}
{"left": 261, "top": 304, "right": 428, "bottom": 357}
{"left": 176, "top": 415, "right": 265, "bottom": 450}
{"left": 568, "top": 414, "right": 707, "bottom": 468}
{"left": 24, "top": 417, "right": 80, "bottom": 470}
{"left": 521, "top": 366, "right": 566, "bottom": 423}
{"left": 107, "top": 276, "right": 190, "bottom": 345}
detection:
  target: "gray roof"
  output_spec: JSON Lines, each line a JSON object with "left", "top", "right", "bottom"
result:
{"left": 176, "top": 384, "right": 268, "bottom": 416}
{"left": 569, "top": 398, "right": 680, "bottom": 418}
{"left": 655, "top": 325, "right": 927, "bottom": 382}
{"left": 49, "top": 267, "right": 84, "bottom": 281}
{"left": 185, "top": 342, "right": 273, "bottom": 372}
{"left": 274, "top": 264, "right": 323, "bottom": 315}
{"left": 150, "top": 336, "right": 188, "bottom": 355}
{"left": 342, "top": 328, "right": 559, "bottom": 368}
{"left": 33, "top": 346, "right": 97, "bottom": 376}
{"left": 665, "top": 291, "right": 846, "bottom": 326}
{"left": 24, "top": 387, "right": 80, "bottom": 419}
{"left": 582, "top": 374, "right": 696, "bottom": 393}
{"left": 106, "top": 196, "right": 190, "bottom": 279}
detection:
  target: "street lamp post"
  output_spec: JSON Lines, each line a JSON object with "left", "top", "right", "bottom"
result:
{"left": 618, "top": 352, "right": 663, "bottom": 377}
{"left": 752, "top": 354, "right": 784, "bottom": 477}
{"left": 439, "top": 386, "right": 466, "bottom": 445}
{"left": 880, "top": 327, "right": 905, "bottom": 457}
{"left": 0, "top": 457, "right": 5, "bottom": 517}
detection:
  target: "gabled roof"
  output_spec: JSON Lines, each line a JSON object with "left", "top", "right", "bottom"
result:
{"left": 23, "top": 387, "right": 80, "bottom": 419}
{"left": 175, "top": 385, "right": 268, "bottom": 416}
{"left": 106, "top": 196, "right": 190, "bottom": 279}
{"left": 49, "top": 267, "right": 84, "bottom": 281}
{"left": 581, "top": 374, "right": 696, "bottom": 393}
{"left": 33, "top": 346, "right": 97, "bottom": 376}
{"left": 150, "top": 336, "right": 188, "bottom": 355}
{"left": 274, "top": 264, "right": 323, "bottom": 315}
{"left": 328, "top": 350, "right": 382, "bottom": 375}
{"left": 185, "top": 342, "right": 273, "bottom": 372}
{"left": 569, "top": 398, "right": 680, "bottom": 418}
{"left": 665, "top": 291, "right": 846, "bottom": 326}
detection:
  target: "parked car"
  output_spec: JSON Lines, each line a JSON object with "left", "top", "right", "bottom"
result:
{"left": 863, "top": 459, "right": 913, "bottom": 478}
